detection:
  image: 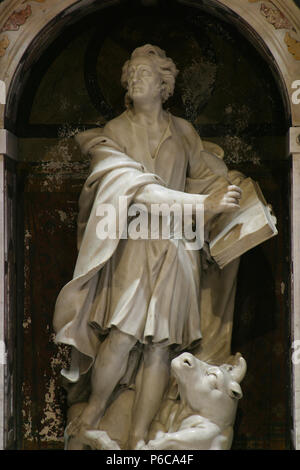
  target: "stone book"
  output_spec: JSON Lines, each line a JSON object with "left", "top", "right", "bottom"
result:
{"left": 209, "top": 177, "right": 278, "bottom": 269}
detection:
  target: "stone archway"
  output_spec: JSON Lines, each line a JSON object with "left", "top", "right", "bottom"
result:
{"left": 0, "top": 0, "right": 299, "bottom": 449}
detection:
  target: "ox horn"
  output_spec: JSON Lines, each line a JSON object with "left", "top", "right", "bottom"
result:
{"left": 230, "top": 353, "right": 247, "bottom": 383}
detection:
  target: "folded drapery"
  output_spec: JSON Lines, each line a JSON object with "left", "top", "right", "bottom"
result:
{"left": 53, "top": 128, "right": 241, "bottom": 391}
{"left": 53, "top": 132, "right": 164, "bottom": 381}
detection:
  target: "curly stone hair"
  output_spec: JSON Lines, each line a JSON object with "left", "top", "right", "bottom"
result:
{"left": 121, "top": 44, "right": 179, "bottom": 108}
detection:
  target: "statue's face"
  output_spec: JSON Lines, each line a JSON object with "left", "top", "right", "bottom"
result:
{"left": 126, "top": 56, "right": 162, "bottom": 105}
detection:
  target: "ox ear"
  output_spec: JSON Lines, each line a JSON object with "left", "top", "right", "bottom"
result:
{"left": 228, "top": 381, "right": 243, "bottom": 400}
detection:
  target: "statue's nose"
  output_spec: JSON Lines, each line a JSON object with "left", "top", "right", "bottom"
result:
{"left": 180, "top": 352, "right": 194, "bottom": 367}
{"left": 131, "top": 71, "right": 140, "bottom": 83}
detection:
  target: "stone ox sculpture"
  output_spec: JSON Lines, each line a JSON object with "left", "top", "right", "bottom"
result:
{"left": 138, "top": 352, "right": 247, "bottom": 450}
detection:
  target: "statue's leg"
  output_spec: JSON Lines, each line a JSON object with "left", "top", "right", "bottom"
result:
{"left": 68, "top": 327, "right": 137, "bottom": 435}
{"left": 128, "top": 343, "right": 170, "bottom": 449}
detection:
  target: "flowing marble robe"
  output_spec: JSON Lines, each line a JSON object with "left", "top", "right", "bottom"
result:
{"left": 53, "top": 111, "right": 242, "bottom": 445}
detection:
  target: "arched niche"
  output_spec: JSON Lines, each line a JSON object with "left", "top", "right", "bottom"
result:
{"left": 0, "top": 0, "right": 299, "bottom": 450}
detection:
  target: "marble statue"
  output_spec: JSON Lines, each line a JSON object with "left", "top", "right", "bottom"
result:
{"left": 53, "top": 44, "right": 245, "bottom": 450}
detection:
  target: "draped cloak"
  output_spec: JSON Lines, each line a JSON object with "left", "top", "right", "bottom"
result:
{"left": 53, "top": 111, "right": 242, "bottom": 389}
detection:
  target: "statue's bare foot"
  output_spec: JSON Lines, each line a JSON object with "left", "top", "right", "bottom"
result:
{"left": 135, "top": 431, "right": 167, "bottom": 450}
{"left": 82, "top": 430, "right": 121, "bottom": 450}
{"left": 65, "top": 417, "right": 120, "bottom": 450}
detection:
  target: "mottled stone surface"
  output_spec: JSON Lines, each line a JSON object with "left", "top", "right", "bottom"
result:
{"left": 20, "top": 161, "right": 88, "bottom": 448}
{"left": 285, "top": 32, "right": 300, "bottom": 60}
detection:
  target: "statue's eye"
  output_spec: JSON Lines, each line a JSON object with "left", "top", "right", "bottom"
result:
{"left": 206, "top": 372, "right": 218, "bottom": 389}
{"left": 206, "top": 368, "right": 219, "bottom": 379}
{"left": 207, "top": 371, "right": 217, "bottom": 378}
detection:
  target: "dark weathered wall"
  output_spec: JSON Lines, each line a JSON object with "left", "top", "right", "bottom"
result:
{"left": 16, "top": 2, "right": 290, "bottom": 449}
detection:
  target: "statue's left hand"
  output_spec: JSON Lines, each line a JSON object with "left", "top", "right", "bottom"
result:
{"left": 204, "top": 185, "right": 242, "bottom": 216}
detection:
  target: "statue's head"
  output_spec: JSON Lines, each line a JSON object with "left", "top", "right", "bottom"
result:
{"left": 171, "top": 352, "right": 247, "bottom": 428}
{"left": 121, "top": 44, "right": 179, "bottom": 108}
